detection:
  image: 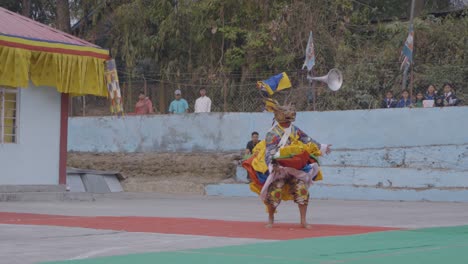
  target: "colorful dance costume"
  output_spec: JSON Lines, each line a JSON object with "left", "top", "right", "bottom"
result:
{"left": 242, "top": 101, "right": 328, "bottom": 210}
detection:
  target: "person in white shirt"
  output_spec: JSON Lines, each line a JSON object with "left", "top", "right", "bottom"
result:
{"left": 194, "top": 88, "right": 212, "bottom": 113}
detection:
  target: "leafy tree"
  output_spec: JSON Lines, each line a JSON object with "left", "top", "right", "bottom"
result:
{"left": 2, "top": 0, "right": 466, "bottom": 111}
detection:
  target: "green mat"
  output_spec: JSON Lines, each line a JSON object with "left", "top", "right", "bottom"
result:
{"left": 43, "top": 226, "right": 468, "bottom": 264}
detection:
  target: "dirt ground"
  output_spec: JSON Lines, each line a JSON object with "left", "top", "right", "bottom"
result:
{"left": 67, "top": 152, "right": 242, "bottom": 194}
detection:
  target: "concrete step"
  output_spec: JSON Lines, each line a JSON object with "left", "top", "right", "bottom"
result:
{"left": 0, "top": 185, "right": 66, "bottom": 193}
{"left": 236, "top": 166, "right": 468, "bottom": 188}
{"left": 0, "top": 192, "right": 95, "bottom": 202}
{"left": 321, "top": 144, "right": 468, "bottom": 171}
{"left": 236, "top": 165, "right": 468, "bottom": 188}
{"left": 205, "top": 183, "right": 468, "bottom": 202}
{"left": 321, "top": 166, "right": 468, "bottom": 188}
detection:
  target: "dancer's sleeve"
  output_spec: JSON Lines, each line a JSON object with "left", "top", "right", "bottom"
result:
{"left": 296, "top": 126, "right": 329, "bottom": 154}
{"left": 265, "top": 132, "right": 280, "bottom": 173}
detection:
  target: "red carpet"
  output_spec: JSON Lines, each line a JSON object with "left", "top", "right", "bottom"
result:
{"left": 0, "top": 212, "right": 399, "bottom": 240}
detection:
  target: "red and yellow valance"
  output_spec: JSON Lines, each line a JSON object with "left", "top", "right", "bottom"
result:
{"left": 0, "top": 34, "right": 110, "bottom": 97}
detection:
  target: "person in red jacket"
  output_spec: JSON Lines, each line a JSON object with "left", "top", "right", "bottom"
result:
{"left": 129, "top": 91, "right": 154, "bottom": 115}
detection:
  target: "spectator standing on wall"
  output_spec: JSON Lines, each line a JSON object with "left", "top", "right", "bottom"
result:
{"left": 129, "top": 91, "right": 154, "bottom": 115}
{"left": 169, "top": 90, "right": 189, "bottom": 114}
{"left": 441, "top": 83, "right": 460, "bottom": 107}
{"left": 396, "top": 90, "right": 412, "bottom": 108}
{"left": 194, "top": 88, "right": 212, "bottom": 113}
{"left": 380, "top": 91, "right": 397, "bottom": 108}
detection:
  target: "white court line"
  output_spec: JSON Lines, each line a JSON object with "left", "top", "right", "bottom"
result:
{"left": 67, "top": 236, "right": 220, "bottom": 260}
{"left": 68, "top": 247, "right": 126, "bottom": 260}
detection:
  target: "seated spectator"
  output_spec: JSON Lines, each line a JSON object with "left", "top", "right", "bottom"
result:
{"left": 129, "top": 91, "right": 154, "bottom": 115}
{"left": 381, "top": 91, "right": 397, "bottom": 108}
{"left": 245, "top": 131, "right": 260, "bottom": 156}
{"left": 441, "top": 83, "right": 460, "bottom": 107}
{"left": 169, "top": 90, "right": 189, "bottom": 114}
{"left": 413, "top": 92, "right": 424, "bottom": 108}
{"left": 244, "top": 131, "right": 260, "bottom": 183}
{"left": 396, "top": 90, "right": 412, "bottom": 108}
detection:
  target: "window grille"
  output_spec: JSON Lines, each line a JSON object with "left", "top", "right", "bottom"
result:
{"left": 0, "top": 87, "right": 19, "bottom": 144}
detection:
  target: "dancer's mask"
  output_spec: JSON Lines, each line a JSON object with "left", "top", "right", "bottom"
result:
{"left": 265, "top": 98, "right": 296, "bottom": 124}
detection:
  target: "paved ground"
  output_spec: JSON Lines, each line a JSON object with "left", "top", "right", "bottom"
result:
{"left": 3, "top": 193, "right": 468, "bottom": 227}
{"left": 43, "top": 226, "right": 468, "bottom": 264}
{"left": 1, "top": 193, "right": 468, "bottom": 264}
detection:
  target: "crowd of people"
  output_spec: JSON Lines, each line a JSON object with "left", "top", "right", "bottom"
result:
{"left": 381, "top": 83, "right": 461, "bottom": 109}
{"left": 128, "top": 88, "right": 212, "bottom": 115}
{"left": 129, "top": 82, "right": 462, "bottom": 115}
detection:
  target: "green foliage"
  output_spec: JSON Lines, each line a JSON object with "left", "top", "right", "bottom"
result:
{"left": 0, "top": 0, "right": 56, "bottom": 25}
{"left": 3, "top": 0, "right": 465, "bottom": 110}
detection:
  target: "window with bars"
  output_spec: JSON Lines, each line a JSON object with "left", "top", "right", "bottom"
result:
{"left": 0, "top": 87, "right": 19, "bottom": 144}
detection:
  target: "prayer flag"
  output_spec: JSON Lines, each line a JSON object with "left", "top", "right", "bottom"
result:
{"left": 302, "top": 31, "right": 316, "bottom": 71}
{"left": 400, "top": 25, "right": 414, "bottom": 71}
{"left": 105, "top": 59, "right": 124, "bottom": 114}
{"left": 257, "top": 72, "right": 292, "bottom": 96}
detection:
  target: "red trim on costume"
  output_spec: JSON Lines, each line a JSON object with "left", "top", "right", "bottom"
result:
{"left": 0, "top": 39, "right": 110, "bottom": 60}
{"left": 242, "top": 151, "right": 319, "bottom": 187}
{"left": 242, "top": 154, "right": 263, "bottom": 186}
{"left": 58, "top": 94, "right": 69, "bottom": 185}
{"left": 276, "top": 151, "right": 317, "bottom": 170}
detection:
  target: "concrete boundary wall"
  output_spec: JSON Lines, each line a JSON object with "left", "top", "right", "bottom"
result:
{"left": 68, "top": 107, "right": 468, "bottom": 202}
{"left": 69, "top": 107, "right": 468, "bottom": 153}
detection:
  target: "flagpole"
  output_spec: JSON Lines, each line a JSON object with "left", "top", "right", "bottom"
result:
{"left": 402, "top": 0, "right": 415, "bottom": 91}
{"left": 410, "top": 62, "right": 414, "bottom": 100}
{"left": 401, "top": 67, "right": 408, "bottom": 91}
{"left": 409, "top": 0, "right": 415, "bottom": 100}
{"left": 309, "top": 70, "right": 317, "bottom": 111}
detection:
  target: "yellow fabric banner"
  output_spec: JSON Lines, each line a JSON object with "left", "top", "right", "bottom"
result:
{"left": 0, "top": 36, "right": 109, "bottom": 97}
{"left": 0, "top": 46, "right": 31, "bottom": 88}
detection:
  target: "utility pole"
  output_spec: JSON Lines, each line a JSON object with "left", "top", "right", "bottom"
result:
{"left": 402, "top": 0, "right": 416, "bottom": 92}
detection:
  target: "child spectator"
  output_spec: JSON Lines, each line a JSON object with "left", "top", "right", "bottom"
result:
{"left": 396, "top": 90, "right": 412, "bottom": 108}
{"left": 413, "top": 92, "right": 424, "bottom": 108}
{"left": 424, "top": 85, "right": 438, "bottom": 100}
{"left": 380, "top": 91, "right": 397, "bottom": 108}
{"left": 441, "top": 83, "right": 460, "bottom": 107}
{"left": 424, "top": 84, "right": 438, "bottom": 107}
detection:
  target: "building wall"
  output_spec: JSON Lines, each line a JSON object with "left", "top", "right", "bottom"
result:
{"left": 0, "top": 85, "right": 61, "bottom": 185}
{"left": 68, "top": 107, "right": 468, "bottom": 201}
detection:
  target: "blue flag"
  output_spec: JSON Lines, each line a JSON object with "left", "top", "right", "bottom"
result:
{"left": 302, "top": 31, "right": 315, "bottom": 71}
{"left": 257, "top": 72, "right": 292, "bottom": 96}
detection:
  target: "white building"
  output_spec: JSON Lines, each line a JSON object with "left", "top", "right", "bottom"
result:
{"left": 0, "top": 7, "right": 109, "bottom": 189}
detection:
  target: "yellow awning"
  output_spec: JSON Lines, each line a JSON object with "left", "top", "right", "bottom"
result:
{"left": 0, "top": 34, "right": 110, "bottom": 97}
